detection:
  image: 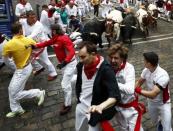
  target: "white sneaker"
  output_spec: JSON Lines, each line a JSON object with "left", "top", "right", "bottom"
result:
{"left": 38, "top": 90, "right": 45, "bottom": 106}
{"left": 6, "top": 110, "right": 25, "bottom": 118}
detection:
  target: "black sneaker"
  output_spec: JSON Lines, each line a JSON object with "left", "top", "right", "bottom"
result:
{"left": 59, "top": 105, "right": 72, "bottom": 116}
{"left": 0, "top": 63, "right": 5, "bottom": 70}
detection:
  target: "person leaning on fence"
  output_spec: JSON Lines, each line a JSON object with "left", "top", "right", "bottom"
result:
{"left": 2, "top": 23, "right": 45, "bottom": 118}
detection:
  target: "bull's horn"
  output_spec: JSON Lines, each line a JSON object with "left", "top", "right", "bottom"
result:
{"left": 90, "top": 32, "right": 98, "bottom": 36}
{"left": 97, "top": 18, "right": 105, "bottom": 22}
{"left": 131, "top": 26, "right": 137, "bottom": 29}
{"left": 152, "top": 16, "right": 158, "bottom": 20}
{"left": 120, "top": 24, "right": 125, "bottom": 27}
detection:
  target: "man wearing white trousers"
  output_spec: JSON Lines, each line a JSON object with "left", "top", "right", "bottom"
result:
{"left": 35, "top": 24, "right": 77, "bottom": 115}
{"left": 2, "top": 23, "right": 45, "bottom": 118}
{"left": 20, "top": 10, "right": 57, "bottom": 81}
{"left": 108, "top": 44, "right": 145, "bottom": 131}
{"left": 75, "top": 41, "right": 121, "bottom": 131}
{"left": 135, "top": 52, "right": 172, "bottom": 131}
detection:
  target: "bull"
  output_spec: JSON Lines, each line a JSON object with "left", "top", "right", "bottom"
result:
{"left": 105, "top": 9, "right": 123, "bottom": 46}
{"left": 136, "top": 7, "right": 149, "bottom": 38}
{"left": 120, "top": 12, "right": 138, "bottom": 45}
{"left": 81, "top": 17, "right": 106, "bottom": 48}
{"left": 147, "top": 4, "right": 159, "bottom": 28}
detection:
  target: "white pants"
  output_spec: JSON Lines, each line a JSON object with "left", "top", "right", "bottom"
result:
{"left": 148, "top": 101, "right": 172, "bottom": 131}
{"left": 1, "top": 57, "right": 16, "bottom": 71}
{"left": 75, "top": 103, "right": 101, "bottom": 131}
{"left": 32, "top": 47, "right": 57, "bottom": 77}
{"left": 101, "top": 8, "right": 111, "bottom": 18}
{"left": 61, "top": 58, "right": 77, "bottom": 106}
{"left": 8, "top": 63, "right": 42, "bottom": 112}
{"left": 165, "top": 10, "right": 171, "bottom": 20}
{"left": 0, "top": 40, "right": 16, "bottom": 71}
{"left": 78, "top": 8, "right": 86, "bottom": 17}
{"left": 135, "top": 1, "right": 142, "bottom": 9}
{"left": 114, "top": 107, "right": 144, "bottom": 131}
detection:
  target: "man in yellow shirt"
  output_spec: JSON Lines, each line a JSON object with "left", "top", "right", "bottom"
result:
{"left": 91, "top": 0, "right": 100, "bottom": 16}
{"left": 2, "top": 23, "right": 45, "bottom": 118}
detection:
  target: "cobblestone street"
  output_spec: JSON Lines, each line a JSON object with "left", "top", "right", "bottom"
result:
{"left": 0, "top": 20, "right": 173, "bottom": 131}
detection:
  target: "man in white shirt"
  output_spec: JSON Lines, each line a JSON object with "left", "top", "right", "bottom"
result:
{"left": 75, "top": 0, "right": 87, "bottom": 21}
{"left": 20, "top": 11, "right": 57, "bottom": 81}
{"left": 75, "top": 41, "right": 121, "bottom": 131}
{"left": 108, "top": 44, "right": 144, "bottom": 131}
{"left": 135, "top": 52, "right": 172, "bottom": 131}
{"left": 40, "top": 5, "right": 53, "bottom": 37}
{"left": 65, "top": 0, "right": 78, "bottom": 18}
{"left": 100, "top": 0, "right": 113, "bottom": 18}
{"left": 15, "top": 0, "right": 33, "bottom": 19}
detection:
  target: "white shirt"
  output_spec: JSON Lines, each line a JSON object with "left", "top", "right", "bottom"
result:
{"left": 15, "top": 2, "right": 33, "bottom": 17}
{"left": 65, "top": 5, "right": 78, "bottom": 17}
{"left": 80, "top": 56, "right": 104, "bottom": 107}
{"left": 40, "top": 10, "right": 53, "bottom": 35}
{"left": 116, "top": 62, "right": 136, "bottom": 104}
{"left": 101, "top": 0, "right": 113, "bottom": 11}
{"left": 101, "top": 0, "right": 113, "bottom": 18}
{"left": 52, "top": 11, "right": 63, "bottom": 25}
{"left": 141, "top": 65, "right": 170, "bottom": 103}
{"left": 20, "top": 19, "right": 49, "bottom": 42}
{"left": 75, "top": 0, "right": 86, "bottom": 9}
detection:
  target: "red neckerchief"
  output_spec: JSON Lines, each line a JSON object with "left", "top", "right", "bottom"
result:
{"left": 20, "top": 0, "right": 26, "bottom": 6}
{"left": 48, "top": 8, "right": 55, "bottom": 18}
{"left": 84, "top": 55, "right": 101, "bottom": 79}
{"left": 114, "top": 61, "right": 126, "bottom": 74}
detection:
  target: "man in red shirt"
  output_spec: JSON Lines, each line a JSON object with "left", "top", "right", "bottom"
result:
{"left": 164, "top": 0, "right": 172, "bottom": 21}
{"left": 35, "top": 24, "right": 77, "bottom": 115}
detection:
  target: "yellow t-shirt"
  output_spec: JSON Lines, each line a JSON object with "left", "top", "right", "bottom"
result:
{"left": 2, "top": 35, "right": 36, "bottom": 69}
{"left": 91, "top": 0, "right": 100, "bottom": 5}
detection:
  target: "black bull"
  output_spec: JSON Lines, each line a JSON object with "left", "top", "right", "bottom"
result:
{"left": 81, "top": 17, "right": 106, "bottom": 48}
{"left": 81, "top": 14, "right": 137, "bottom": 47}
{"left": 120, "top": 13, "right": 138, "bottom": 45}
{"left": 104, "top": 13, "right": 138, "bottom": 45}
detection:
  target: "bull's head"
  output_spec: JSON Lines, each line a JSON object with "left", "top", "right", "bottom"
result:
{"left": 152, "top": 9, "right": 159, "bottom": 19}
{"left": 105, "top": 19, "right": 115, "bottom": 38}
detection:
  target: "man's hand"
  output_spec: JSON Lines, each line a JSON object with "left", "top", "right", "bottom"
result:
{"left": 31, "top": 45, "right": 37, "bottom": 49}
{"left": 88, "top": 105, "right": 103, "bottom": 114}
{"left": 25, "top": 45, "right": 37, "bottom": 49}
{"left": 57, "top": 61, "right": 67, "bottom": 69}
{"left": 135, "top": 87, "right": 142, "bottom": 94}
